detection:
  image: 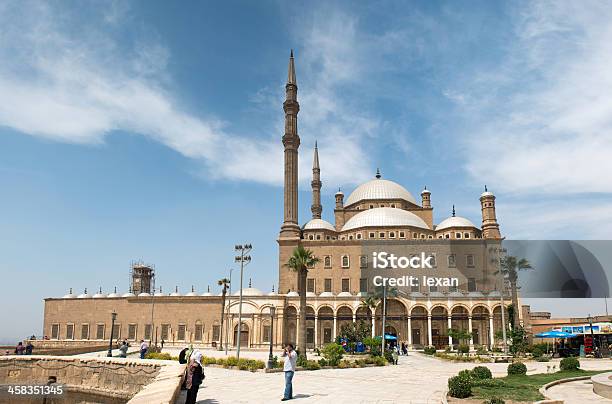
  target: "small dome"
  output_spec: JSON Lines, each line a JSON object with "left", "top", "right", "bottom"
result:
{"left": 122, "top": 291, "right": 135, "bottom": 297}
{"left": 421, "top": 187, "right": 431, "bottom": 195}
{"left": 77, "top": 289, "right": 91, "bottom": 299}
{"left": 342, "top": 207, "right": 429, "bottom": 231}
{"left": 436, "top": 216, "right": 477, "bottom": 231}
{"left": 337, "top": 291, "right": 352, "bottom": 297}
{"left": 481, "top": 191, "right": 494, "bottom": 198}
{"left": 93, "top": 292, "right": 107, "bottom": 298}
{"left": 201, "top": 291, "right": 212, "bottom": 296}
{"left": 306, "top": 291, "right": 316, "bottom": 297}
{"left": 319, "top": 291, "right": 334, "bottom": 297}
{"left": 185, "top": 286, "right": 197, "bottom": 296}
{"left": 303, "top": 219, "right": 336, "bottom": 232}
{"left": 233, "top": 287, "right": 263, "bottom": 296}
{"left": 335, "top": 189, "right": 344, "bottom": 196}
{"left": 170, "top": 287, "right": 181, "bottom": 297}
{"left": 449, "top": 291, "right": 465, "bottom": 297}
{"left": 107, "top": 287, "right": 120, "bottom": 298}
{"left": 154, "top": 289, "right": 165, "bottom": 297}
{"left": 345, "top": 178, "right": 417, "bottom": 206}
{"left": 268, "top": 290, "right": 278, "bottom": 296}
{"left": 63, "top": 288, "right": 76, "bottom": 299}
{"left": 138, "top": 292, "right": 151, "bottom": 297}
{"left": 286, "top": 291, "right": 299, "bottom": 297}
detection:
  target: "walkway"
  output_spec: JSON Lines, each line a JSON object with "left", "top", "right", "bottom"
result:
{"left": 173, "top": 352, "right": 612, "bottom": 404}
{"left": 547, "top": 378, "right": 612, "bottom": 404}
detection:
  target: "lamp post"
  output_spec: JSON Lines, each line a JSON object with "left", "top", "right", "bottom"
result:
{"left": 381, "top": 284, "right": 387, "bottom": 355}
{"left": 234, "top": 244, "right": 252, "bottom": 361}
{"left": 107, "top": 311, "right": 117, "bottom": 357}
{"left": 267, "top": 306, "right": 276, "bottom": 369}
{"left": 225, "top": 268, "right": 235, "bottom": 356}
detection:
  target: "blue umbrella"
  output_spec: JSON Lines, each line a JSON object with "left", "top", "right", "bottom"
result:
{"left": 375, "top": 334, "right": 398, "bottom": 340}
{"left": 535, "top": 331, "right": 577, "bottom": 338}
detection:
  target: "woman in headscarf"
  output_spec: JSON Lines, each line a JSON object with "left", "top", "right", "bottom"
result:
{"left": 185, "top": 349, "right": 204, "bottom": 404}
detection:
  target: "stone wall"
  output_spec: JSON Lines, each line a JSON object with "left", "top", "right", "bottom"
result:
{"left": 0, "top": 356, "right": 166, "bottom": 401}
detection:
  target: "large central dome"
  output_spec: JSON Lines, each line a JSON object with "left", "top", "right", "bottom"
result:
{"left": 345, "top": 178, "right": 417, "bottom": 206}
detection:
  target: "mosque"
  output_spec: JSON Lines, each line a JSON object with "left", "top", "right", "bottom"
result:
{"left": 42, "top": 52, "right": 513, "bottom": 352}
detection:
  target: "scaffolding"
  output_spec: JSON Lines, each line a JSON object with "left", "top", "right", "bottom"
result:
{"left": 130, "top": 260, "right": 156, "bottom": 295}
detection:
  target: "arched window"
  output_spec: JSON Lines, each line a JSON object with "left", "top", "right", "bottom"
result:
{"left": 341, "top": 255, "right": 350, "bottom": 268}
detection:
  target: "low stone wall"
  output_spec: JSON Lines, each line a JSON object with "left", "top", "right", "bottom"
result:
{"left": 0, "top": 356, "right": 185, "bottom": 403}
{"left": 592, "top": 371, "right": 612, "bottom": 399}
{"left": 16, "top": 340, "right": 111, "bottom": 356}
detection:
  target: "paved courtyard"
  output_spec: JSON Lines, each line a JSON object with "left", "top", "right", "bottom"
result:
{"left": 173, "top": 351, "right": 612, "bottom": 404}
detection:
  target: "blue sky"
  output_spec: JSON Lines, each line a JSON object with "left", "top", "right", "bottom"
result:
{"left": 1, "top": 0, "right": 611, "bottom": 342}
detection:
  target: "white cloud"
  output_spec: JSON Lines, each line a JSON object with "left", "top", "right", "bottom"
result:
{"left": 454, "top": 1, "right": 612, "bottom": 195}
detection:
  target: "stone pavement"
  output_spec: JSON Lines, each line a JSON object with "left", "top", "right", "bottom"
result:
{"left": 546, "top": 378, "right": 612, "bottom": 403}
{"left": 173, "top": 353, "right": 611, "bottom": 404}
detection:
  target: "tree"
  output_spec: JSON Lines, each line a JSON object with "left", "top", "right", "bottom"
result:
{"left": 359, "top": 295, "right": 380, "bottom": 332}
{"left": 448, "top": 328, "right": 472, "bottom": 354}
{"left": 497, "top": 256, "right": 533, "bottom": 328}
{"left": 217, "top": 278, "right": 230, "bottom": 350}
{"left": 338, "top": 320, "right": 371, "bottom": 351}
{"left": 285, "top": 245, "right": 319, "bottom": 358}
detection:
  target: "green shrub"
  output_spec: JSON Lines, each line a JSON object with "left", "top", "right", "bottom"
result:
{"left": 318, "top": 358, "right": 328, "bottom": 367}
{"left": 144, "top": 352, "right": 175, "bottom": 360}
{"left": 355, "top": 359, "right": 367, "bottom": 367}
{"left": 296, "top": 354, "right": 308, "bottom": 368}
{"left": 448, "top": 373, "right": 472, "bottom": 398}
{"left": 444, "top": 346, "right": 452, "bottom": 353}
{"left": 507, "top": 362, "right": 527, "bottom": 376}
{"left": 536, "top": 356, "right": 550, "bottom": 362}
{"left": 458, "top": 344, "right": 470, "bottom": 354}
{"left": 321, "top": 343, "right": 344, "bottom": 366}
{"left": 305, "top": 360, "right": 320, "bottom": 370}
{"left": 476, "top": 345, "right": 488, "bottom": 355}
{"left": 472, "top": 378, "right": 507, "bottom": 388}
{"left": 384, "top": 349, "right": 394, "bottom": 363}
{"left": 484, "top": 398, "right": 505, "bottom": 404}
{"left": 226, "top": 357, "right": 239, "bottom": 367}
{"left": 471, "top": 366, "right": 492, "bottom": 380}
{"left": 373, "top": 356, "right": 386, "bottom": 366}
{"left": 201, "top": 356, "right": 217, "bottom": 365}
{"left": 423, "top": 345, "right": 436, "bottom": 355}
{"left": 560, "top": 357, "right": 580, "bottom": 371}
{"left": 531, "top": 346, "right": 544, "bottom": 358}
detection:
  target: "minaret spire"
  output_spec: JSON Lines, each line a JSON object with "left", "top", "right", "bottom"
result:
{"left": 311, "top": 141, "right": 322, "bottom": 219}
{"left": 279, "top": 50, "right": 301, "bottom": 239}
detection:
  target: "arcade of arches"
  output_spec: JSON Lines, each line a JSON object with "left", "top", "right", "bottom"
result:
{"left": 280, "top": 299, "right": 508, "bottom": 350}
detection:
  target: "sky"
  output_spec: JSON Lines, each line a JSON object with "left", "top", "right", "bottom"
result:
{"left": 1, "top": 0, "right": 611, "bottom": 343}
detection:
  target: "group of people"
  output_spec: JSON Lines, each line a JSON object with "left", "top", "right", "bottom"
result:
{"left": 178, "top": 346, "right": 205, "bottom": 404}
{"left": 12, "top": 341, "right": 34, "bottom": 355}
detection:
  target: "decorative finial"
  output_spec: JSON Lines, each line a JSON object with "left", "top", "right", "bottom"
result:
{"left": 424, "top": 185, "right": 427, "bottom": 190}
{"left": 191, "top": 285, "right": 195, "bottom": 293}
{"left": 249, "top": 278, "right": 252, "bottom": 288}
{"left": 207, "top": 285, "right": 210, "bottom": 292}
{"left": 129, "top": 286, "right": 132, "bottom": 293}
{"left": 375, "top": 168, "right": 381, "bottom": 179}
{"left": 452, "top": 205, "right": 456, "bottom": 217}
{"left": 69, "top": 287, "right": 73, "bottom": 294}
{"left": 272, "top": 284, "right": 275, "bottom": 292}
{"left": 314, "top": 140, "right": 317, "bottom": 149}
{"left": 159, "top": 286, "right": 162, "bottom": 293}
{"left": 485, "top": 185, "right": 488, "bottom": 192}
{"left": 175, "top": 286, "right": 178, "bottom": 293}
{"left": 84, "top": 288, "right": 87, "bottom": 294}
{"left": 99, "top": 286, "right": 102, "bottom": 294}
{"left": 114, "top": 286, "right": 117, "bottom": 293}
{"left": 290, "top": 49, "right": 294, "bottom": 58}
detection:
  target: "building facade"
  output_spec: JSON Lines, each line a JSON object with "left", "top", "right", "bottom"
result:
{"left": 42, "top": 52, "right": 514, "bottom": 351}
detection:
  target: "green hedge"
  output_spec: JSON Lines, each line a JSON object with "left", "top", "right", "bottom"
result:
{"left": 471, "top": 366, "right": 492, "bottom": 380}
{"left": 560, "top": 357, "right": 580, "bottom": 371}
{"left": 423, "top": 346, "right": 436, "bottom": 355}
{"left": 507, "top": 362, "right": 527, "bottom": 376}
{"left": 448, "top": 373, "right": 472, "bottom": 398}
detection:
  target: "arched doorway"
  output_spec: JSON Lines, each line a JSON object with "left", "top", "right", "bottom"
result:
{"left": 317, "top": 306, "right": 334, "bottom": 344}
{"left": 375, "top": 299, "right": 407, "bottom": 341}
{"left": 305, "top": 307, "right": 315, "bottom": 349}
{"left": 451, "top": 306, "right": 470, "bottom": 348}
{"left": 410, "top": 306, "right": 428, "bottom": 348}
{"left": 431, "top": 306, "right": 449, "bottom": 349}
{"left": 233, "top": 323, "right": 249, "bottom": 347}
{"left": 472, "top": 306, "right": 490, "bottom": 348}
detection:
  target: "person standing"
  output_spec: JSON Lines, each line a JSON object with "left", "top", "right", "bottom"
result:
{"left": 25, "top": 342, "right": 33, "bottom": 355}
{"left": 14, "top": 342, "right": 25, "bottom": 355}
{"left": 185, "top": 350, "right": 204, "bottom": 404}
{"left": 139, "top": 340, "right": 149, "bottom": 359}
{"left": 119, "top": 340, "right": 129, "bottom": 358}
{"left": 281, "top": 343, "right": 297, "bottom": 401}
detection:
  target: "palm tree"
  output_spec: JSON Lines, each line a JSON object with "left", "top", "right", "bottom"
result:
{"left": 497, "top": 256, "right": 532, "bottom": 328}
{"left": 217, "top": 278, "right": 230, "bottom": 350}
{"left": 285, "top": 245, "right": 319, "bottom": 358}
{"left": 359, "top": 295, "right": 380, "bottom": 336}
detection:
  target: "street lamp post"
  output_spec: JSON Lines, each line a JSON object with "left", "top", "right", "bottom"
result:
{"left": 381, "top": 284, "right": 387, "bottom": 354}
{"left": 107, "top": 311, "right": 117, "bottom": 357}
{"left": 267, "top": 306, "right": 276, "bottom": 369}
{"left": 225, "top": 268, "right": 235, "bottom": 356}
{"left": 234, "top": 244, "right": 252, "bottom": 361}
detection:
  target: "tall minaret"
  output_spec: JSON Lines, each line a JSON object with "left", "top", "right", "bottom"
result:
{"left": 311, "top": 142, "right": 322, "bottom": 219}
{"left": 480, "top": 185, "right": 502, "bottom": 239}
{"left": 279, "top": 50, "right": 301, "bottom": 239}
